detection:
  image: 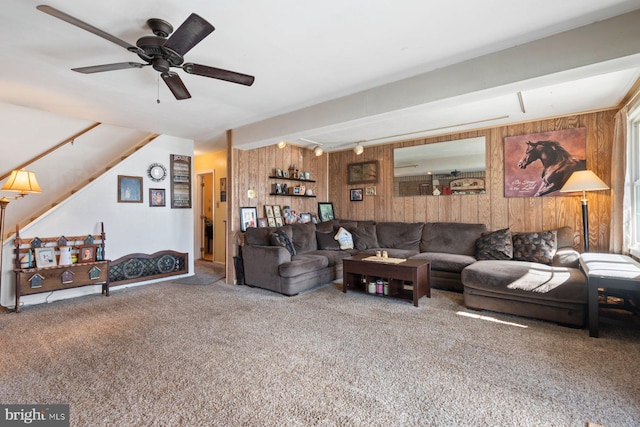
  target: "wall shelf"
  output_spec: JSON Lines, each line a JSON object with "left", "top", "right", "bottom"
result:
{"left": 268, "top": 176, "right": 316, "bottom": 183}
{"left": 269, "top": 193, "right": 316, "bottom": 198}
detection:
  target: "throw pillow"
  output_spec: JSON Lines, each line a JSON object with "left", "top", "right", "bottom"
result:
{"left": 316, "top": 231, "right": 340, "bottom": 250}
{"left": 350, "top": 223, "right": 379, "bottom": 250}
{"left": 270, "top": 230, "right": 296, "bottom": 256}
{"left": 475, "top": 228, "right": 513, "bottom": 260}
{"left": 512, "top": 230, "right": 557, "bottom": 265}
{"left": 334, "top": 227, "right": 354, "bottom": 250}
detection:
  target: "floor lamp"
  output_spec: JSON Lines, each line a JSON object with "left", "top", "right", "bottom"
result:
{"left": 0, "top": 169, "right": 42, "bottom": 310}
{"left": 559, "top": 170, "right": 609, "bottom": 252}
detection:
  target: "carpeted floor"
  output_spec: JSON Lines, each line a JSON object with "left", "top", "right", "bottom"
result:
{"left": 1, "top": 276, "right": 639, "bottom": 426}
{"left": 174, "top": 260, "right": 225, "bottom": 285}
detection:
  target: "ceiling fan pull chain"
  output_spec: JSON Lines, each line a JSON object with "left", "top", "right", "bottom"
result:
{"left": 157, "top": 74, "right": 161, "bottom": 104}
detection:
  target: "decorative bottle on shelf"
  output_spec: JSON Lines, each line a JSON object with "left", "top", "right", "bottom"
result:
{"left": 376, "top": 279, "right": 384, "bottom": 295}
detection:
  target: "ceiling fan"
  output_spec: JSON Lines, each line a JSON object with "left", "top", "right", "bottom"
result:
{"left": 36, "top": 5, "right": 255, "bottom": 100}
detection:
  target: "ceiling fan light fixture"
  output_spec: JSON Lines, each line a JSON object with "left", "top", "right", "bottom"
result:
{"left": 313, "top": 146, "right": 323, "bottom": 156}
{"left": 354, "top": 143, "right": 364, "bottom": 155}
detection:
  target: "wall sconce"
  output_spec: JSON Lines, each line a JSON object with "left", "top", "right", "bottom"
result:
{"left": 277, "top": 141, "right": 287, "bottom": 149}
{"left": 559, "top": 170, "right": 609, "bottom": 252}
{"left": 313, "top": 146, "right": 323, "bottom": 156}
{"left": 2, "top": 169, "right": 42, "bottom": 198}
{"left": 247, "top": 188, "right": 257, "bottom": 199}
{"left": 353, "top": 143, "right": 364, "bottom": 155}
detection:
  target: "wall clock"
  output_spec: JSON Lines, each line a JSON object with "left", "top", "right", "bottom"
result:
{"left": 147, "top": 163, "right": 167, "bottom": 182}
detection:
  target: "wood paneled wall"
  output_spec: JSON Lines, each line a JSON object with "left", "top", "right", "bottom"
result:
{"left": 231, "top": 110, "right": 616, "bottom": 257}
{"left": 329, "top": 110, "right": 616, "bottom": 252}
{"left": 232, "top": 143, "right": 329, "bottom": 230}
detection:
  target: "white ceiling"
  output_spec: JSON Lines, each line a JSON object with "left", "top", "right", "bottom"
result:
{"left": 1, "top": 0, "right": 640, "bottom": 155}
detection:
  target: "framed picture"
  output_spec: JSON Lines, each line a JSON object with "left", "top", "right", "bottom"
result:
{"left": 275, "top": 168, "right": 283, "bottom": 177}
{"left": 78, "top": 246, "right": 96, "bottom": 263}
{"left": 258, "top": 218, "right": 268, "bottom": 227}
{"left": 504, "top": 128, "right": 586, "bottom": 197}
{"left": 366, "top": 186, "right": 377, "bottom": 196}
{"left": 267, "top": 217, "right": 276, "bottom": 227}
{"left": 318, "top": 202, "right": 335, "bottom": 222}
{"left": 275, "top": 217, "right": 284, "bottom": 227}
{"left": 240, "top": 207, "right": 258, "bottom": 232}
{"left": 350, "top": 188, "right": 364, "bottom": 201}
{"left": 34, "top": 247, "right": 57, "bottom": 268}
{"left": 220, "top": 177, "right": 227, "bottom": 202}
{"left": 118, "top": 175, "right": 143, "bottom": 203}
{"left": 149, "top": 188, "right": 166, "bottom": 207}
{"left": 348, "top": 160, "right": 379, "bottom": 184}
{"left": 170, "top": 154, "right": 192, "bottom": 208}
{"left": 273, "top": 205, "right": 281, "bottom": 218}
{"left": 283, "top": 170, "right": 289, "bottom": 178}
{"left": 300, "top": 213, "right": 312, "bottom": 223}
{"left": 265, "top": 205, "right": 274, "bottom": 217}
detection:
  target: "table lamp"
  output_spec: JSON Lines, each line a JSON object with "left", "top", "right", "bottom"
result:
{"left": 559, "top": 170, "right": 609, "bottom": 252}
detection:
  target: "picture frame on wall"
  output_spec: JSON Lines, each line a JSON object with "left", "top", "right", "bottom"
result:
{"left": 240, "top": 207, "right": 258, "bottom": 232}
{"left": 220, "top": 177, "right": 227, "bottom": 202}
{"left": 118, "top": 175, "right": 143, "bottom": 203}
{"left": 318, "top": 202, "right": 335, "bottom": 222}
{"left": 267, "top": 217, "right": 276, "bottom": 227}
{"left": 258, "top": 218, "right": 268, "bottom": 228}
{"left": 348, "top": 160, "right": 379, "bottom": 184}
{"left": 350, "top": 188, "right": 364, "bottom": 201}
{"left": 149, "top": 188, "right": 166, "bottom": 207}
{"left": 273, "top": 205, "right": 281, "bottom": 218}
{"left": 265, "top": 205, "right": 274, "bottom": 218}
{"left": 170, "top": 154, "right": 192, "bottom": 208}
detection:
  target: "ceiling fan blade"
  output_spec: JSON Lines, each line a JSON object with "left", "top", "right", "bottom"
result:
{"left": 161, "top": 72, "right": 192, "bottom": 100}
{"left": 182, "top": 63, "right": 255, "bottom": 86}
{"left": 163, "top": 13, "right": 214, "bottom": 56}
{"left": 72, "top": 62, "right": 147, "bottom": 74}
{"left": 36, "top": 5, "right": 141, "bottom": 54}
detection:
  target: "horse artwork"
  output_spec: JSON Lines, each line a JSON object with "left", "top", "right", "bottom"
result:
{"left": 504, "top": 128, "right": 586, "bottom": 197}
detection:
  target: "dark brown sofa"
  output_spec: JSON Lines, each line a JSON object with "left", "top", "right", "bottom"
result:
{"left": 241, "top": 220, "right": 588, "bottom": 327}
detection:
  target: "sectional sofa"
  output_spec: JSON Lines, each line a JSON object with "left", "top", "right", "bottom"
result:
{"left": 241, "top": 220, "right": 588, "bottom": 327}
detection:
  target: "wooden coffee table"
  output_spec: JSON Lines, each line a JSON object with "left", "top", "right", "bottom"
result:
{"left": 342, "top": 254, "right": 431, "bottom": 306}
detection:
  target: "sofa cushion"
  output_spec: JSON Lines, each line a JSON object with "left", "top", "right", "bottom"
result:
{"left": 376, "top": 222, "right": 424, "bottom": 251}
{"left": 410, "top": 252, "right": 477, "bottom": 273}
{"left": 420, "top": 222, "right": 487, "bottom": 255}
{"left": 279, "top": 254, "right": 329, "bottom": 278}
{"left": 305, "top": 249, "right": 352, "bottom": 266}
{"left": 475, "top": 228, "right": 513, "bottom": 260}
{"left": 290, "top": 222, "right": 317, "bottom": 253}
{"left": 350, "top": 222, "right": 380, "bottom": 250}
{"left": 316, "top": 231, "right": 340, "bottom": 250}
{"left": 512, "top": 230, "right": 557, "bottom": 265}
{"left": 462, "top": 260, "right": 587, "bottom": 304}
{"left": 271, "top": 230, "right": 296, "bottom": 256}
{"left": 244, "top": 227, "right": 279, "bottom": 246}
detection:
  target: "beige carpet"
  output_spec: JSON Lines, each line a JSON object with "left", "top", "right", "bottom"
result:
{"left": 1, "top": 277, "right": 639, "bottom": 426}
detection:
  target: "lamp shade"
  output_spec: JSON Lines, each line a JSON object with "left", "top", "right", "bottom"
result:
{"left": 353, "top": 143, "right": 364, "bottom": 155}
{"left": 313, "top": 146, "right": 323, "bottom": 156}
{"left": 2, "top": 169, "right": 42, "bottom": 195}
{"left": 559, "top": 170, "right": 609, "bottom": 196}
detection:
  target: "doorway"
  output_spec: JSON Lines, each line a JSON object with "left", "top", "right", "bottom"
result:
{"left": 199, "top": 172, "right": 214, "bottom": 261}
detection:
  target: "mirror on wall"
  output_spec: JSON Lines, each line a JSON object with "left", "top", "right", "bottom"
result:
{"left": 393, "top": 136, "right": 486, "bottom": 197}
